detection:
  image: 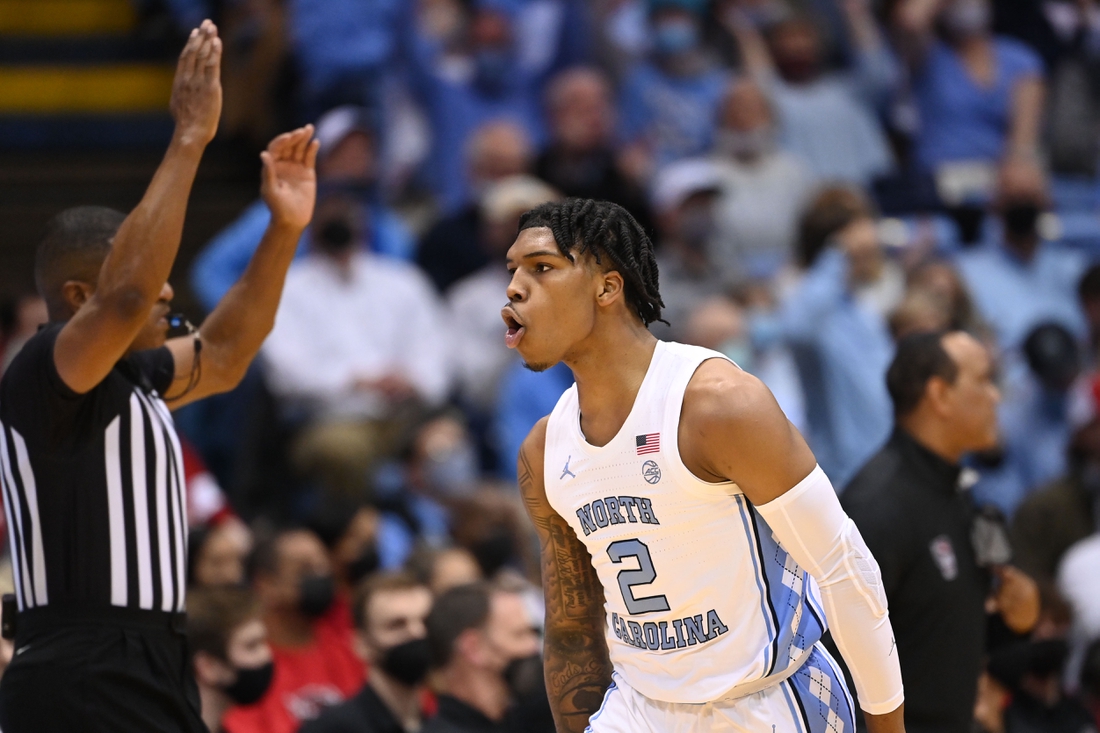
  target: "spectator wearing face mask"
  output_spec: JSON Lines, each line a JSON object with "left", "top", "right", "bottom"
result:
{"left": 406, "top": 1, "right": 545, "bottom": 214}
{"left": 710, "top": 77, "right": 816, "bottom": 281}
{"left": 618, "top": 0, "right": 731, "bottom": 177}
{"left": 262, "top": 191, "right": 452, "bottom": 498}
{"left": 1012, "top": 371, "right": 1100, "bottom": 586}
{"left": 300, "top": 573, "right": 435, "bottom": 733}
{"left": 892, "top": 0, "right": 1046, "bottom": 192}
{"left": 223, "top": 529, "right": 364, "bottom": 733}
{"left": 728, "top": 1, "right": 897, "bottom": 187}
{"left": 422, "top": 582, "right": 545, "bottom": 733}
{"left": 189, "top": 587, "right": 276, "bottom": 733}
{"left": 954, "top": 162, "right": 1087, "bottom": 356}
{"left": 192, "top": 106, "right": 414, "bottom": 313}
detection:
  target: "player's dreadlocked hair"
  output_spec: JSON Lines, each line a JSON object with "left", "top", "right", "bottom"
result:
{"left": 518, "top": 198, "right": 665, "bottom": 326}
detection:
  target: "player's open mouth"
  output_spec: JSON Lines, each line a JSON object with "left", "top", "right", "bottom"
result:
{"left": 502, "top": 308, "right": 526, "bottom": 349}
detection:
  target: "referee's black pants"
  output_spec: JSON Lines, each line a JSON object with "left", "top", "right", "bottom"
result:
{"left": 0, "top": 606, "right": 207, "bottom": 733}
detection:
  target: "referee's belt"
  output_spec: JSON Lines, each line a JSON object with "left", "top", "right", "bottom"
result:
{"left": 8, "top": 603, "right": 187, "bottom": 638}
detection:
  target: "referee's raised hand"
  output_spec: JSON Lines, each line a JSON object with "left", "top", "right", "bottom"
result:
{"left": 261, "top": 125, "right": 320, "bottom": 231}
{"left": 169, "top": 19, "right": 222, "bottom": 150}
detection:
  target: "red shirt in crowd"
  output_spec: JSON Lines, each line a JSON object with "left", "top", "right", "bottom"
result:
{"left": 222, "top": 594, "right": 365, "bottom": 733}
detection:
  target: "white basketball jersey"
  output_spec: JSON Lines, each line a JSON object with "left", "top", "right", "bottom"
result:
{"left": 543, "top": 341, "right": 828, "bottom": 704}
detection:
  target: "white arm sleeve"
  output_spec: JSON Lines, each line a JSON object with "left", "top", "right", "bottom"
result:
{"left": 755, "top": 465, "right": 904, "bottom": 716}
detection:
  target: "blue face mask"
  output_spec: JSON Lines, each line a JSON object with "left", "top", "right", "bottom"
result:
{"left": 653, "top": 19, "right": 699, "bottom": 56}
{"left": 720, "top": 337, "right": 754, "bottom": 373}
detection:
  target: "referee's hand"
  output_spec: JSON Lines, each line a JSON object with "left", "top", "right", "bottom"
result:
{"left": 169, "top": 19, "right": 223, "bottom": 150}
{"left": 260, "top": 125, "right": 319, "bottom": 231}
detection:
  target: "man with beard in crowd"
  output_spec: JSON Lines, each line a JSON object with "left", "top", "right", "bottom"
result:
{"left": 302, "top": 573, "right": 434, "bottom": 733}
{"left": 423, "top": 582, "right": 545, "bottom": 733}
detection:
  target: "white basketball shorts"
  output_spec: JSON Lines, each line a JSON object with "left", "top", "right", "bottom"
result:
{"left": 585, "top": 644, "right": 857, "bottom": 733}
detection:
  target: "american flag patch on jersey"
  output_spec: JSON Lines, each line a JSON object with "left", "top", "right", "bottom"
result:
{"left": 636, "top": 433, "right": 660, "bottom": 455}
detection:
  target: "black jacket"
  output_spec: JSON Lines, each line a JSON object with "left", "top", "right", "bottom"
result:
{"left": 298, "top": 684, "right": 409, "bottom": 733}
{"left": 842, "top": 429, "right": 992, "bottom": 733}
{"left": 420, "top": 695, "right": 509, "bottom": 733}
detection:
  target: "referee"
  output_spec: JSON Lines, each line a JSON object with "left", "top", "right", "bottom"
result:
{"left": 0, "top": 21, "right": 319, "bottom": 732}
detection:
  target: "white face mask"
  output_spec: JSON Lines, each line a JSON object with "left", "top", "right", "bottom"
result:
{"left": 942, "top": 0, "right": 992, "bottom": 37}
{"left": 716, "top": 127, "right": 776, "bottom": 160}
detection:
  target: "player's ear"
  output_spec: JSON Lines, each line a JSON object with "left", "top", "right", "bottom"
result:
{"left": 595, "top": 269, "right": 625, "bottom": 308}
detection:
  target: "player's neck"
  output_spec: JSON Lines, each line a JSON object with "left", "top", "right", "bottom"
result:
{"left": 568, "top": 323, "right": 658, "bottom": 448}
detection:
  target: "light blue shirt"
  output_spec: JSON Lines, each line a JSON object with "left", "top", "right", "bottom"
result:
{"left": 778, "top": 249, "right": 895, "bottom": 487}
{"left": 190, "top": 199, "right": 414, "bottom": 312}
{"left": 767, "top": 44, "right": 898, "bottom": 186}
{"left": 954, "top": 242, "right": 1088, "bottom": 353}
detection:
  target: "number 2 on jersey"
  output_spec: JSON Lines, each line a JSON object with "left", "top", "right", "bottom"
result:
{"left": 607, "top": 538, "right": 670, "bottom": 615}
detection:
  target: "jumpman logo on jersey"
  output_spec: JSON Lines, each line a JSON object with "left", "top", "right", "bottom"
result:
{"left": 561, "top": 455, "right": 576, "bottom": 480}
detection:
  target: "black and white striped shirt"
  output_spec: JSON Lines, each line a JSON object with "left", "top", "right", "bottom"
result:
{"left": 0, "top": 325, "right": 188, "bottom": 613}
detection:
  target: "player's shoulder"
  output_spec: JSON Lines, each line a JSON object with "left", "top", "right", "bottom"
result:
{"left": 682, "top": 357, "right": 779, "bottom": 430}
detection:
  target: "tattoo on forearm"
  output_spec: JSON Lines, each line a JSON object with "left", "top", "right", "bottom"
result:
{"left": 518, "top": 443, "right": 613, "bottom": 733}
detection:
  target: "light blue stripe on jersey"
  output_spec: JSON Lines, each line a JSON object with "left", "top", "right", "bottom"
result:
{"left": 788, "top": 645, "right": 856, "bottom": 733}
{"left": 733, "top": 493, "right": 777, "bottom": 677}
{"left": 748, "top": 503, "right": 826, "bottom": 678}
{"left": 780, "top": 676, "right": 810, "bottom": 733}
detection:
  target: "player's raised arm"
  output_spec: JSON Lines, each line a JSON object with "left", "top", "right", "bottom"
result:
{"left": 163, "top": 125, "right": 318, "bottom": 408}
{"left": 518, "top": 418, "right": 612, "bottom": 733}
{"left": 681, "top": 360, "right": 906, "bottom": 733}
{"left": 53, "top": 21, "right": 222, "bottom": 394}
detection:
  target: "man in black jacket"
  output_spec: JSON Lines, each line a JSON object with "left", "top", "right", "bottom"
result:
{"left": 843, "top": 331, "right": 1041, "bottom": 733}
{"left": 422, "top": 582, "right": 543, "bottom": 733}
{"left": 300, "top": 573, "right": 433, "bottom": 733}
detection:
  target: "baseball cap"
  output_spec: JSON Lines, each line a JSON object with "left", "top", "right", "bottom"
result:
{"left": 650, "top": 159, "right": 725, "bottom": 214}
{"left": 480, "top": 175, "right": 561, "bottom": 223}
{"left": 314, "top": 106, "right": 376, "bottom": 162}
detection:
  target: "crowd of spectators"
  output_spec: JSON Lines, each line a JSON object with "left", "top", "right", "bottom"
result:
{"left": 4, "top": 0, "right": 1100, "bottom": 730}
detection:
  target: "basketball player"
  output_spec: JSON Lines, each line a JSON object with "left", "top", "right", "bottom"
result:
{"left": 504, "top": 200, "right": 905, "bottom": 733}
